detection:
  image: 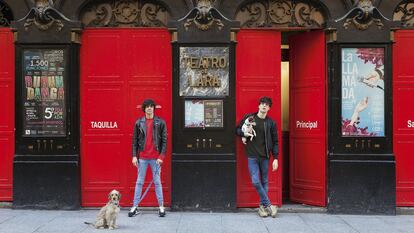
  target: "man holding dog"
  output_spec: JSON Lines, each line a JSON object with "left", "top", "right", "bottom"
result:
{"left": 129, "top": 99, "right": 167, "bottom": 217}
{"left": 236, "top": 96, "right": 279, "bottom": 218}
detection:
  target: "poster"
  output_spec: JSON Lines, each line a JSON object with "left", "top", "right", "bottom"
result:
{"left": 341, "top": 48, "right": 385, "bottom": 137}
{"left": 185, "top": 100, "right": 223, "bottom": 128}
{"left": 22, "top": 49, "right": 66, "bottom": 137}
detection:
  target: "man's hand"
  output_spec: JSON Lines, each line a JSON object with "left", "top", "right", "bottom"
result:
{"left": 272, "top": 159, "right": 278, "bottom": 171}
{"left": 132, "top": 157, "right": 138, "bottom": 167}
{"left": 156, "top": 159, "right": 163, "bottom": 165}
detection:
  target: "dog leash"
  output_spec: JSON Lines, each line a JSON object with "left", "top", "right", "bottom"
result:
{"left": 135, "top": 163, "right": 161, "bottom": 206}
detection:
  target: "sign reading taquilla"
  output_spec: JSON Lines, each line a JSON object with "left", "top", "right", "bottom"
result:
{"left": 180, "top": 47, "right": 229, "bottom": 96}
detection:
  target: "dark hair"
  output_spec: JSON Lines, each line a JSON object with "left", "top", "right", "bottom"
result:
{"left": 259, "top": 96, "right": 272, "bottom": 107}
{"left": 142, "top": 99, "right": 156, "bottom": 112}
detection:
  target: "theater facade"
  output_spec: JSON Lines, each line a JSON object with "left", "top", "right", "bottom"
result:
{"left": 1, "top": 0, "right": 414, "bottom": 214}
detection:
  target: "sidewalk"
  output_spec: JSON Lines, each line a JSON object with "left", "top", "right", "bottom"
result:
{"left": 1, "top": 206, "right": 414, "bottom": 233}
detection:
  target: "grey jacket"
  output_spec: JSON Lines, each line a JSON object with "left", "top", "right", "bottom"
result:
{"left": 132, "top": 116, "right": 167, "bottom": 158}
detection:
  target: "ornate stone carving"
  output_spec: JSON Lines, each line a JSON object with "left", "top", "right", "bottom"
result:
{"left": 17, "top": 0, "right": 72, "bottom": 31}
{"left": 335, "top": 0, "right": 389, "bottom": 30}
{"left": 80, "top": 0, "right": 169, "bottom": 27}
{"left": 182, "top": 0, "right": 225, "bottom": 31}
{"left": 394, "top": 1, "right": 414, "bottom": 27}
{"left": 236, "top": 0, "right": 325, "bottom": 28}
{"left": 0, "top": 2, "right": 13, "bottom": 27}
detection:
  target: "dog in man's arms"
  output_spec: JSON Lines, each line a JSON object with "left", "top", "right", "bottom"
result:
{"left": 241, "top": 116, "right": 256, "bottom": 144}
{"left": 85, "top": 189, "right": 121, "bottom": 230}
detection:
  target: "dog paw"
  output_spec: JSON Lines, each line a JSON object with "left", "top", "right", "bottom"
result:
{"left": 109, "top": 226, "right": 114, "bottom": 230}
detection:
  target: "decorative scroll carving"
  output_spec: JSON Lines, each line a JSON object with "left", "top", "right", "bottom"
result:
{"left": 394, "top": 1, "right": 414, "bottom": 27}
{"left": 18, "top": 0, "right": 72, "bottom": 31}
{"left": 80, "top": 0, "right": 170, "bottom": 27}
{"left": 335, "top": 0, "right": 389, "bottom": 30}
{"left": 0, "top": 2, "right": 13, "bottom": 27}
{"left": 180, "top": 0, "right": 227, "bottom": 31}
{"left": 236, "top": 0, "right": 325, "bottom": 28}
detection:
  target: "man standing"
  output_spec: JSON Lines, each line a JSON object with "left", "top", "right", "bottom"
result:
{"left": 129, "top": 99, "right": 167, "bottom": 217}
{"left": 236, "top": 96, "right": 279, "bottom": 218}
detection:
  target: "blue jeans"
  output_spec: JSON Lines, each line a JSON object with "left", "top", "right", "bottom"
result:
{"left": 248, "top": 157, "right": 271, "bottom": 207}
{"left": 132, "top": 159, "right": 163, "bottom": 207}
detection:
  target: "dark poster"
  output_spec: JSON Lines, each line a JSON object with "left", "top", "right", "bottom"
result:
{"left": 22, "top": 49, "right": 66, "bottom": 137}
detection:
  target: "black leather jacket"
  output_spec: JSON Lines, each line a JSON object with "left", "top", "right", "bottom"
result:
{"left": 236, "top": 113, "right": 279, "bottom": 159}
{"left": 132, "top": 116, "right": 167, "bottom": 158}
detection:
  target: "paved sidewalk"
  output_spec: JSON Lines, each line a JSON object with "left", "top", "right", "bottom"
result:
{"left": 1, "top": 208, "right": 414, "bottom": 233}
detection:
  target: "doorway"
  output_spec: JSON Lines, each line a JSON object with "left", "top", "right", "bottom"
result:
{"left": 236, "top": 29, "right": 327, "bottom": 207}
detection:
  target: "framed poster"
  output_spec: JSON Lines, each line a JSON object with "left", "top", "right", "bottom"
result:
{"left": 341, "top": 48, "right": 385, "bottom": 137}
{"left": 22, "top": 49, "right": 66, "bottom": 137}
{"left": 185, "top": 100, "right": 223, "bottom": 128}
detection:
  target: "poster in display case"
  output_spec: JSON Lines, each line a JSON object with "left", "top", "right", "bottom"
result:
{"left": 185, "top": 100, "right": 223, "bottom": 128}
{"left": 341, "top": 48, "right": 385, "bottom": 137}
{"left": 22, "top": 49, "right": 66, "bottom": 137}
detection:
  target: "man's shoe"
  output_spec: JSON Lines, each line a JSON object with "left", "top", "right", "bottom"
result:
{"left": 258, "top": 205, "right": 269, "bottom": 217}
{"left": 266, "top": 205, "right": 278, "bottom": 218}
{"left": 158, "top": 206, "right": 166, "bottom": 217}
{"left": 128, "top": 206, "right": 139, "bottom": 217}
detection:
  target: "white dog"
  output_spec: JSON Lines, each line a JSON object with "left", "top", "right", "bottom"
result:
{"left": 242, "top": 116, "right": 256, "bottom": 143}
{"left": 85, "top": 189, "right": 121, "bottom": 230}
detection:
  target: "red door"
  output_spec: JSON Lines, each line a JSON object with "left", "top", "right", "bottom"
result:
{"left": 289, "top": 30, "right": 326, "bottom": 206}
{"left": 0, "top": 28, "right": 14, "bottom": 201}
{"left": 81, "top": 28, "right": 172, "bottom": 207}
{"left": 236, "top": 30, "right": 282, "bottom": 207}
{"left": 393, "top": 30, "right": 414, "bottom": 206}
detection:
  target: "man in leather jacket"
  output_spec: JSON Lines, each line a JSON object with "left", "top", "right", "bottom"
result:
{"left": 129, "top": 99, "right": 167, "bottom": 217}
{"left": 236, "top": 96, "right": 279, "bottom": 218}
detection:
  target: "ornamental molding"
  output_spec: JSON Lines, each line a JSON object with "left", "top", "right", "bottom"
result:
{"left": 394, "top": 1, "right": 414, "bottom": 27}
{"left": 235, "top": 0, "right": 326, "bottom": 29}
{"left": 180, "top": 0, "right": 227, "bottom": 31}
{"left": 80, "top": 0, "right": 170, "bottom": 28}
{"left": 16, "top": 0, "right": 73, "bottom": 31}
{"left": 335, "top": 0, "right": 389, "bottom": 30}
{"left": 0, "top": 1, "right": 13, "bottom": 27}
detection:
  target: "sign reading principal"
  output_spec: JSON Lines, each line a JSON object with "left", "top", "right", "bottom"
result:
{"left": 180, "top": 47, "right": 229, "bottom": 96}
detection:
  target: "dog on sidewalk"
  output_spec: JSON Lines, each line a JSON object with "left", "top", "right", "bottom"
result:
{"left": 85, "top": 189, "right": 121, "bottom": 230}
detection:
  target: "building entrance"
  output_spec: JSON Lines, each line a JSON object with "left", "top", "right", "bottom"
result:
{"left": 235, "top": 29, "right": 327, "bottom": 207}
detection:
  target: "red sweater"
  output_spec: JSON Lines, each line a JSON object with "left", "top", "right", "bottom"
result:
{"left": 139, "top": 119, "right": 164, "bottom": 161}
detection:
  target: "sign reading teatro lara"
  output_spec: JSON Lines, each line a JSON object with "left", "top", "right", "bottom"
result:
{"left": 179, "top": 47, "right": 229, "bottom": 96}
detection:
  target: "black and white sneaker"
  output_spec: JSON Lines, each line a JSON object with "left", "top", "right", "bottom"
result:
{"left": 128, "top": 206, "right": 139, "bottom": 217}
{"left": 158, "top": 206, "right": 166, "bottom": 217}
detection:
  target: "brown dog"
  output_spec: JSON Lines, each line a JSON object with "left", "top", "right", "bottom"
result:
{"left": 85, "top": 189, "right": 121, "bottom": 230}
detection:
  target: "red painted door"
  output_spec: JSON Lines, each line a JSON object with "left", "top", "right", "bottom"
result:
{"left": 81, "top": 28, "right": 172, "bottom": 207}
{"left": 393, "top": 30, "right": 414, "bottom": 206}
{"left": 236, "top": 30, "right": 282, "bottom": 207}
{"left": 0, "top": 28, "right": 14, "bottom": 201}
{"left": 289, "top": 30, "right": 326, "bottom": 206}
